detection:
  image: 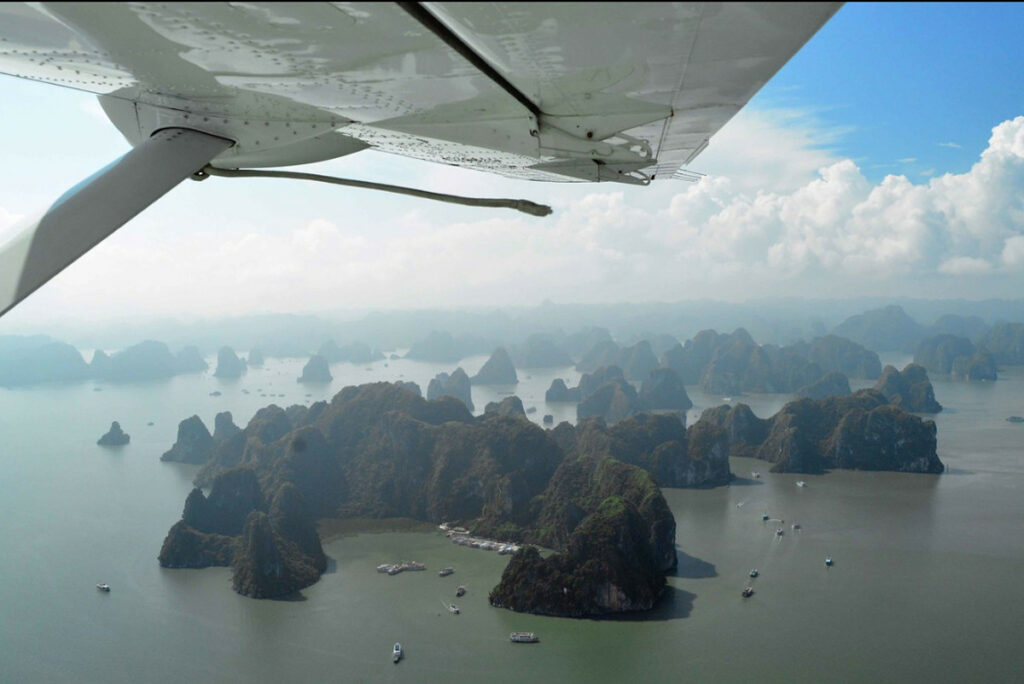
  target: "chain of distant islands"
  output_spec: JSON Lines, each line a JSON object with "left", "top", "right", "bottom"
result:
{"left": 9, "top": 304, "right": 1021, "bottom": 661}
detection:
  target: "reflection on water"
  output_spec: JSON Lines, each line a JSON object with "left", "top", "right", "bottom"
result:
{"left": 0, "top": 359, "right": 1022, "bottom": 681}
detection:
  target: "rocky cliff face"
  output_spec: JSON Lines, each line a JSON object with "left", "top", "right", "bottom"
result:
{"left": 0, "top": 336, "right": 196, "bottom": 387}
{"left": 297, "top": 355, "right": 332, "bottom": 383}
{"left": 472, "top": 347, "right": 518, "bottom": 384}
{"left": 914, "top": 334, "right": 976, "bottom": 375}
{"left": 636, "top": 367, "right": 693, "bottom": 412}
{"left": 213, "top": 346, "right": 246, "bottom": 379}
{"left": 951, "top": 352, "right": 997, "bottom": 381}
{"left": 690, "top": 391, "right": 944, "bottom": 474}
{"left": 489, "top": 496, "right": 666, "bottom": 617}
{"left": 231, "top": 501, "right": 324, "bottom": 599}
{"left": 825, "top": 405, "right": 942, "bottom": 473}
{"left": 576, "top": 378, "right": 636, "bottom": 424}
{"left": 576, "top": 340, "right": 659, "bottom": 381}
{"left": 213, "top": 411, "right": 241, "bottom": 442}
{"left": 662, "top": 330, "right": 880, "bottom": 395}
{"left": 796, "top": 371, "right": 852, "bottom": 400}
{"left": 832, "top": 305, "right": 926, "bottom": 353}
{"left": 545, "top": 378, "right": 578, "bottom": 402}
{"left": 804, "top": 335, "right": 882, "bottom": 379}
{"left": 102, "top": 340, "right": 181, "bottom": 382}
{"left": 564, "top": 413, "right": 730, "bottom": 489}
{"left": 873, "top": 364, "right": 942, "bottom": 413}
{"left": 979, "top": 323, "right": 1024, "bottom": 365}
{"left": 512, "top": 334, "right": 572, "bottom": 368}
{"left": 426, "top": 367, "right": 473, "bottom": 411}
{"left": 661, "top": 330, "right": 719, "bottom": 384}
{"left": 914, "top": 334, "right": 998, "bottom": 381}
{"left": 692, "top": 403, "right": 768, "bottom": 459}
{"left": 159, "top": 468, "right": 264, "bottom": 567}
{"left": 161, "top": 415, "right": 214, "bottom": 464}
{"left": 174, "top": 346, "right": 208, "bottom": 374}
{"left": 159, "top": 468, "right": 324, "bottom": 598}
{"left": 551, "top": 365, "right": 692, "bottom": 425}
{"left": 483, "top": 396, "right": 526, "bottom": 418}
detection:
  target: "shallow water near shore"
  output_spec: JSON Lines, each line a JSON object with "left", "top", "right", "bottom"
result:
{"left": 1, "top": 355, "right": 1023, "bottom": 682}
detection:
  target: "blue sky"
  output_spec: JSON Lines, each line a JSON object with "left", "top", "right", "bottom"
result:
{"left": 757, "top": 2, "right": 1024, "bottom": 180}
{"left": 1, "top": 2, "right": 1024, "bottom": 326}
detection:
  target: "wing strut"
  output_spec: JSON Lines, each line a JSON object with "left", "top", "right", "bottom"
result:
{"left": 0, "top": 128, "right": 232, "bottom": 318}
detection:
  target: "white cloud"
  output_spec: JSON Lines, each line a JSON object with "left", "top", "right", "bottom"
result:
{"left": 898, "top": 157, "right": 917, "bottom": 163}
{"left": 938, "top": 257, "right": 993, "bottom": 275}
{"left": 687, "top": 106, "right": 846, "bottom": 194}
{"left": 939, "top": 141, "right": 963, "bottom": 149}
{"left": 1001, "top": 235, "right": 1024, "bottom": 268}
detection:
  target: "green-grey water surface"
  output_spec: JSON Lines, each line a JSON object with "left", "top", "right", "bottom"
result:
{"left": 2, "top": 355, "right": 1022, "bottom": 682}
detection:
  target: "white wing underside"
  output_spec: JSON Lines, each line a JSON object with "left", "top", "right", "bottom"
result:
{"left": 0, "top": 2, "right": 841, "bottom": 184}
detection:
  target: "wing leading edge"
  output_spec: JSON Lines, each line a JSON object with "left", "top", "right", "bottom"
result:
{"left": 0, "top": 2, "right": 840, "bottom": 318}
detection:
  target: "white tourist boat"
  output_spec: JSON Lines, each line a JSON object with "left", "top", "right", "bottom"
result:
{"left": 96, "top": 583, "right": 111, "bottom": 592}
{"left": 393, "top": 642, "right": 402, "bottom": 663}
{"left": 510, "top": 632, "right": 540, "bottom": 643}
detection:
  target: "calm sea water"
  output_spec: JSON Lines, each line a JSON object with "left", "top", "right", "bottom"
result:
{"left": 2, "top": 354, "right": 1022, "bottom": 682}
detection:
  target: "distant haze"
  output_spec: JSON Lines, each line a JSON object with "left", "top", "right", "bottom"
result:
{"left": 6, "top": 297, "right": 1023, "bottom": 355}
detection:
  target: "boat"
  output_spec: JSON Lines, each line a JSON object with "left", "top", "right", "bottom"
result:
{"left": 792, "top": 523, "right": 801, "bottom": 530}
{"left": 749, "top": 569, "right": 759, "bottom": 578}
{"left": 455, "top": 585, "right": 466, "bottom": 597}
{"left": 761, "top": 512, "right": 770, "bottom": 521}
{"left": 393, "top": 642, "right": 402, "bottom": 663}
{"left": 96, "top": 583, "right": 111, "bottom": 592}
{"left": 751, "top": 471, "right": 761, "bottom": 479}
{"left": 742, "top": 586, "right": 754, "bottom": 598}
{"left": 796, "top": 480, "right": 807, "bottom": 487}
{"left": 825, "top": 556, "right": 834, "bottom": 567}
{"left": 510, "top": 632, "right": 540, "bottom": 643}
{"left": 448, "top": 604, "right": 460, "bottom": 614}
{"left": 775, "top": 528, "right": 784, "bottom": 536}
{"left": 439, "top": 567, "right": 454, "bottom": 577}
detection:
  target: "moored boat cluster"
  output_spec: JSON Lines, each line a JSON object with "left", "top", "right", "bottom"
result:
{"left": 375, "top": 560, "right": 426, "bottom": 576}
{"left": 439, "top": 523, "right": 521, "bottom": 554}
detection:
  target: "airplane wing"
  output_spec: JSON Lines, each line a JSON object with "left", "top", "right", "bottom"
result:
{"left": 0, "top": 2, "right": 842, "bottom": 316}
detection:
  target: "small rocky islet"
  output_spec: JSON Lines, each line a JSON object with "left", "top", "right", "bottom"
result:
{"left": 97, "top": 421, "right": 129, "bottom": 447}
